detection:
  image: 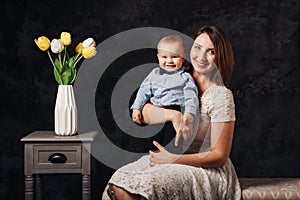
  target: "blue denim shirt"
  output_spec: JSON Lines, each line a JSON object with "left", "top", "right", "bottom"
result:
{"left": 131, "top": 67, "right": 199, "bottom": 115}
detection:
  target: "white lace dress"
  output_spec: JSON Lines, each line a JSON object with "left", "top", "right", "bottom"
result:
{"left": 102, "top": 85, "right": 241, "bottom": 200}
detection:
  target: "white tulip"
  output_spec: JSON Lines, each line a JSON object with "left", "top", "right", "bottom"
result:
{"left": 51, "top": 39, "right": 64, "bottom": 53}
{"left": 82, "top": 38, "right": 96, "bottom": 48}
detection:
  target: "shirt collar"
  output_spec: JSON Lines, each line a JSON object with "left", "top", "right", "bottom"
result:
{"left": 159, "top": 67, "right": 184, "bottom": 75}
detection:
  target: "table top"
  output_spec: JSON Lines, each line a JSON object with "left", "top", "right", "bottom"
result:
{"left": 21, "top": 131, "right": 98, "bottom": 142}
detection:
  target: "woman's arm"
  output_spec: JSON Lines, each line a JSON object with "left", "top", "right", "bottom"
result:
{"left": 149, "top": 121, "right": 235, "bottom": 168}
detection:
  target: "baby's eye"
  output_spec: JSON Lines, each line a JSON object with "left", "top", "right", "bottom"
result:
{"left": 161, "top": 56, "right": 167, "bottom": 58}
{"left": 172, "top": 55, "right": 179, "bottom": 58}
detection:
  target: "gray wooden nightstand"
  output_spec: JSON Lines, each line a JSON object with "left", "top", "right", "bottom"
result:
{"left": 21, "top": 131, "right": 97, "bottom": 200}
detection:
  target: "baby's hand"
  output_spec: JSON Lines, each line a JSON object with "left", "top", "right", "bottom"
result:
{"left": 132, "top": 109, "right": 142, "bottom": 124}
{"left": 182, "top": 113, "right": 194, "bottom": 141}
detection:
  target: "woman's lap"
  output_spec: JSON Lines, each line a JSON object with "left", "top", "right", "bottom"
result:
{"left": 102, "top": 155, "right": 240, "bottom": 200}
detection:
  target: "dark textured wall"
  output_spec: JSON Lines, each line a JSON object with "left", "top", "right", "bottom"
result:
{"left": 1, "top": 0, "right": 299, "bottom": 199}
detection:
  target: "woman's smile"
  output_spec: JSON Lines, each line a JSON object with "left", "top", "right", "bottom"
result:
{"left": 194, "top": 59, "right": 209, "bottom": 68}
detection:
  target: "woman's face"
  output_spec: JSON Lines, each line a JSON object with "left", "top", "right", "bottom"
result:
{"left": 190, "top": 32, "right": 216, "bottom": 74}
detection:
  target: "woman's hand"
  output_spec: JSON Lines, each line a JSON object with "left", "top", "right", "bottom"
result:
{"left": 149, "top": 141, "right": 179, "bottom": 166}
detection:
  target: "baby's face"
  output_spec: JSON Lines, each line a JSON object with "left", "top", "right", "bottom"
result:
{"left": 157, "top": 42, "right": 184, "bottom": 72}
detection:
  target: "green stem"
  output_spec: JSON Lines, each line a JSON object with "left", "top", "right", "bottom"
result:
{"left": 58, "top": 53, "right": 63, "bottom": 68}
{"left": 47, "top": 50, "right": 63, "bottom": 85}
{"left": 74, "top": 52, "right": 81, "bottom": 62}
{"left": 47, "top": 50, "right": 55, "bottom": 68}
{"left": 73, "top": 55, "right": 83, "bottom": 68}
{"left": 63, "top": 47, "right": 67, "bottom": 66}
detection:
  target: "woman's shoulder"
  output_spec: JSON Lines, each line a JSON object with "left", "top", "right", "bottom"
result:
{"left": 203, "top": 85, "right": 233, "bottom": 100}
{"left": 202, "top": 84, "right": 235, "bottom": 122}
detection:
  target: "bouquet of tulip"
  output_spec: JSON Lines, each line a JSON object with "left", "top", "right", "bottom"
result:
{"left": 34, "top": 32, "right": 97, "bottom": 85}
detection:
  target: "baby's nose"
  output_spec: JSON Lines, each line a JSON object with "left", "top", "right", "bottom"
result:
{"left": 167, "top": 57, "right": 173, "bottom": 63}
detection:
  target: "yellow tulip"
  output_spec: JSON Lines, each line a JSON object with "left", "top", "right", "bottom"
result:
{"left": 60, "top": 32, "right": 71, "bottom": 46}
{"left": 75, "top": 42, "right": 83, "bottom": 53}
{"left": 82, "top": 46, "right": 97, "bottom": 59}
{"left": 34, "top": 36, "right": 50, "bottom": 51}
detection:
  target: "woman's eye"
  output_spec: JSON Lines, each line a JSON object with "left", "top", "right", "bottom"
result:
{"left": 194, "top": 45, "right": 201, "bottom": 50}
{"left": 208, "top": 49, "right": 215, "bottom": 55}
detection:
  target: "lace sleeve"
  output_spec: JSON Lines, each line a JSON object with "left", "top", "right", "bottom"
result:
{"left": 208, "top": 86, "right": 236, "bottom": 122}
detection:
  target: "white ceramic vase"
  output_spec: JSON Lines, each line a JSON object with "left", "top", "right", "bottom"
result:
{"left": 54, "top": 85, "right": 78, "bottom": 136}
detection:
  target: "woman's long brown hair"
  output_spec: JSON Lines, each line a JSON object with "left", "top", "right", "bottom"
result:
{"left": 187, "top": 25, "right": 234, "bottom": 86}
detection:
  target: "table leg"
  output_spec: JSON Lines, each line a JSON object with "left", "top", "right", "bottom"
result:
{"left": 36, "top": 174, "right": 43, "bottom": 200}
{"left": 25, "top": 175, "right": 34, "bottom": 200}
{"left": 82, "top": 175, "right": 91, "bottom": 200}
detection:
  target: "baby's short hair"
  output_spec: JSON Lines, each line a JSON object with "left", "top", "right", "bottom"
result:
{"left": 158, "top": 35, "right": 184, "bottom": 47}
{"left": 157, "top": 35, "right": 185, "bottom": 56}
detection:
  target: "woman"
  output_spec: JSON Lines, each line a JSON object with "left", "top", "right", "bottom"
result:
{"left": 102, "top": 25, "right": 241, "bottom": 200}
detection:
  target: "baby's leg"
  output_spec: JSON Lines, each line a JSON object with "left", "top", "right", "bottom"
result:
{"left": 141, "top": 104, "right": 182, "bottom": 131}
{"left": 142, "top": 104, "right": 187, "bottom": 152}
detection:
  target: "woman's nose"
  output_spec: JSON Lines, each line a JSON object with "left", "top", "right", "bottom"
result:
{"left": 196, "top": 49, "right": 207, "bottom": 61}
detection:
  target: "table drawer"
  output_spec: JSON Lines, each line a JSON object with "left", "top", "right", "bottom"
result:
{"left": 33, "top": 144, "right": 82, "bottom": 169}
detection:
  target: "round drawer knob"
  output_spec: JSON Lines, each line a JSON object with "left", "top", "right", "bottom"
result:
{"left": 48, "top": 153, "right": 67, "bottom": 163}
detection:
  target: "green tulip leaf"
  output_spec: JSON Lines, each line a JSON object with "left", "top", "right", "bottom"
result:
{"left": 53, "top": 67, "right": 63, "bottom": 85}
{"left": 70, "top": 68, "right": 77, "bottom": 84}
{"left": 62, "top": 62, "right": 68, "bottom": 71}
{"left": 61, "top": 66, "right": 72, "bottom": 85}
{"left": 68, "top": 58, "right": 74, "bottom": 68}
{"left": 54, "top": 58, "right": 62, "bottom": 72}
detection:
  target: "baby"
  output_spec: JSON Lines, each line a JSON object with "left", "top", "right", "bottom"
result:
{"left": 131, "top": 35, "right": 199, "bottom": 147}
